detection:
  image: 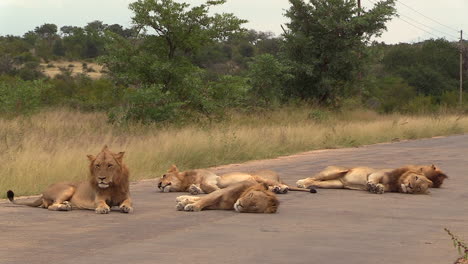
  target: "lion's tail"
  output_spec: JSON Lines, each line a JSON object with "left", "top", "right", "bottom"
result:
{"left": 7, "top": 190, "right": 43, "bottom": 207}
{"left": 287, "top": 186, "right": 317, "bottom": 193}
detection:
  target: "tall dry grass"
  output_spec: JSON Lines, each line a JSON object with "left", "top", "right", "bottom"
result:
{"left": 1, "top": 108, "right": 467, "bottom": 197}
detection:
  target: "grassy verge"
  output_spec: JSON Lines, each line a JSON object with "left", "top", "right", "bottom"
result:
{"left": 1, "top": 107, "right": 467, "bottom": 198}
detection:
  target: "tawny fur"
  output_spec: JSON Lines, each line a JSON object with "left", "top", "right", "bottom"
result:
{"left": 7, "top": 145, "right": 133, "bottom": 214}
{"left": 176, "top": 181, "right": 279, "bottom": 213}
{"left": 217, "top": 170, "right": 314, "bottom": 194}
{"left": 156, "top": 165, "right": 219, "bottom": 194}
{"left": 296, "top": 165, "right": 433, "bottom": 194}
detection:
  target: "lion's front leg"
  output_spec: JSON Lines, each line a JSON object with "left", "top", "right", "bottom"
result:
{"left": 271, "top": 184, "right": 289, "bottom": 194}
{"left": 366, "top": 172, "right": 386, "bottom": 194}
{"left": 188, "top": 184, "right": 203, "bottom": 195}
{"left": 95, "top": 196, "right": 110, "bottom": 214}
{"left": 119, "top": 196, "right": 133, "bottom": 213}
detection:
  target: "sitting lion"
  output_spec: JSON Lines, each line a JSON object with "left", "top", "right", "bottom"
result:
{"left": 7, "top": 145, "right": 133, "bottom": 214}
{"left": 217, "top": 170, "right": 315, "bottom": 194}
{"left": 175, "top": 181, "right": 279, "bottom": 213}
{"left": 296, "top": 166, "right": 433, "bottom": 194}
{"left": 156, "top": 165, "right": 219, "bottom": 194}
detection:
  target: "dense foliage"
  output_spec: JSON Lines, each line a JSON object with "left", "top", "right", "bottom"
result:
{"left": 0, "top": 0, "right": 466, "bottom": 123}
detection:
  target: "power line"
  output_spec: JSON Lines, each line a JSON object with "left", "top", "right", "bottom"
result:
{"left": 397, "top": 16, "right": 442, "bottom": 40}
{"left": 365, "top": 0, "right": 459, "bottom": 41}
{"left": 397, "top": 12, "right": 459, "bottom": 40}
{"left": 395, "top": 0, "right": 459, "bottom": 33}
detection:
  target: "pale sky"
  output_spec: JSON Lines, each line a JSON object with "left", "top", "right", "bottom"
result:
{"left": 0, "top": 0, "right": 466, "bottom": 44}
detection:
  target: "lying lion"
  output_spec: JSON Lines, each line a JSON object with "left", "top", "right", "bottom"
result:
{"left": 296, "top": 166, "right": 434, "bottom": 194}
{"left": 218, "top": 170, "right": 315, "bottom": 194}
{"left": 157, "top": 165, "right": 219, "bottom": 194}
{"left": 391, "top": 164, "right": 448, "bottom": 188}
{"left": 7, "top": 145, "right": 133, "bottom": 214}
{"left": 176, "top": 181, "right": 279, "bottom": 213}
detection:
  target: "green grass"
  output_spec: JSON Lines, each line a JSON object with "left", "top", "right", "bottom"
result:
{"left": 1, "top": 107, "right": 467, "bottom": 198}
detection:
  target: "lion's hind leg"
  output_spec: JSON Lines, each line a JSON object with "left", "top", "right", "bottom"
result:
{"left": 44, "top": 185, "right": 76, "bottom": 211}
{"left": 308, "top": 179, "right": 344, "bottom": 189}
{"left": 311, "top": 166, "right": 349, "bottom": 181}
{"left": 176, "top": 195, "right": 200, "bottom": 211}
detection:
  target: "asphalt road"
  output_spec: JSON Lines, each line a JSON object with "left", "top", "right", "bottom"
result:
{"left": 1, "top": 135, "right": 467, "bottom": 264}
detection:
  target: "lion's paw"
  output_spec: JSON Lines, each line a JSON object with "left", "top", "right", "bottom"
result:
{"left": 119, "top": 205, "right": 133, "bottom": 213}
{"left": 367, "top": 182, "right": 385, "bottom": 194}
{"left": 176, "top": 195, "right": 191, "bottom": 203}
{"left": 95, "top": 206, "right": 111, "bottom": 214}
{"left": 176, "top": 202, "right": 186, "bottom": 211}
{"left": 59, "top": 201, "right": 72, "bottom": 211}
{"left": 297, "top": 179, "right": 315, "bottom": 189}
{"left": 184, "top": 204, "right": 201, "bottom": 212}
{"left": 272, "top": 185, "right": 289, "bottom": 194}
{"left": 188, "top": 184, "right": 202, "bottom": 195}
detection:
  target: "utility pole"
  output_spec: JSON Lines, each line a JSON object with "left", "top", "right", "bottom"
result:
{"left": 357, "top": 0, "right": 362, "bottom": 94}
{"left": 460, "top": 30, "right": 463, "bottom": 107}
{"left": 358, "top": 0, "right": 361, "bottom": 16}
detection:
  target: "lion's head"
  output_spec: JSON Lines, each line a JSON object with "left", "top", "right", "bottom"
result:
{"left": 87, "top": 145, "right": 127, "bottom": 190}
{"left": 415, "top": 164, "right": 448, "bottom": 188}
{"left": 400, "top": 171, "right": 433, "bottom": 194}
{"left": 234, "top": 183, "right": 279, "bottom": 213}
{"left": 157, "top": 165, "right": 183, "bottom": 192}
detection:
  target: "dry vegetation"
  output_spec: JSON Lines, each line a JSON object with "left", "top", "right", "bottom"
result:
{"left": 40, "top": 61, "right": 104, "bottom": 79}
{"left": 1, "top": 108, "right": 467, "bottom": 198}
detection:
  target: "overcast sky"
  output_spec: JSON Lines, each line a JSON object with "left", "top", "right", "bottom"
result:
{"left": 0, "top": 0, "right": 465, "bottom": 44}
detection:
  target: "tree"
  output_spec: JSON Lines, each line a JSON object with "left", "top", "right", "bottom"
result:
{"left": 104, "top": 0, "right": 247, "bottom": 83}
{"left": 382, "top": 39, "right": 459, "bottom": 96}
{"left": 34, "top": 23, "right": 57, "bottom": 39}
{"left": 282, "top": 0, "right": 396, "bottom": 104}
{"left": 101, "top": 0, "right": 247, "bottom": 119}
{"left": 247, "top": 54, "right": 292, "bottom": 106}
{"left": 128, "top": 0, "right": 246, "bottom": 61}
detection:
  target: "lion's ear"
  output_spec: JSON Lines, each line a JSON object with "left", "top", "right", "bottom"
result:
{"left": 114, "top": 152, "right": 125, "bottom": 163}
{"left": 168, "top": 164, "right": 179, "bottom": 173}
{"left": 87, "top": 155, "right": 95, "bottom": 162}
{"left": 101, "top": 145, "right": 109, "bottom": 152}
{"left": 431, "top": 164, "right": 437, "bottom": 170}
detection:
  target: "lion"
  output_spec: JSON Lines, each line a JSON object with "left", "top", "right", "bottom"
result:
{"left": 6, "top": 145, "right": 133, "bottom": 214}
{"left": 296, "top": 166, "right": 433, "bottom": 194}
{"left": 156, "top": 165, "right": 219, "bottom": 194}
{"left": 390, "top": 164, "right": 448, "bottom": 188}
{"left": 175, "top": 181, "right": 279, "bottom": 213}
{"left": 217, "top": 170, "right": 316, "bottom": 194}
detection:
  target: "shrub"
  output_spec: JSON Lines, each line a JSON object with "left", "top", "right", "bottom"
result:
{"left": 0, "top": 79, "right": 48, "bottom": 115}
{"left": 108, "top": 84, "right": 184, "bottom": 124}
{"left": 247, "top": 54, "right": 292, "bottom": 107}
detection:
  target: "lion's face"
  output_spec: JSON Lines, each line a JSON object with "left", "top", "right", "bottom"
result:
{"left": 234, "top": 184, "right": 279, "bottom": 213}
{"left": 88, "top": 146, "right": 125, "bottom": 189}
{"left": 157, "top": 165, "right": 182, "bottom": 192}
{"left": 400, "top": 172, "right": 433, "bottom": 194}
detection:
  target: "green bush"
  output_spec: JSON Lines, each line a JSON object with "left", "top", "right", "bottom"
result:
{"left": 0, "top": 79, "right": 48, "bottom": 115}
{"left": 247, "top": 54, "right": 292, "bottom": 107}
{"left": 108, "top": 84, "right": 183, "bottom": 124}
